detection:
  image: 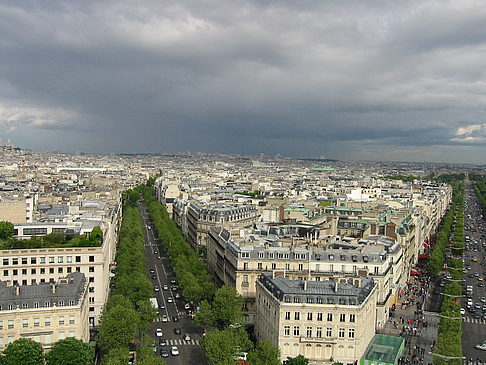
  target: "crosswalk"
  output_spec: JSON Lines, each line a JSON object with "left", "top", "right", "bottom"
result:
{"left": 463, "top": 316, "right": 486, "bottom": 324}
{"left": 166, "top": 339, "right": 200, "bottom": 346}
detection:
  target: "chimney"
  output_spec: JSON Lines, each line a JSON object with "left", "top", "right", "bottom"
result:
{"left": 15, "top": 284, "right": 20, "bottom": 296}
{"left": 303, "top": 280, "right": 307, "bottom": 291}
{"left": 334, "top": 280, "right": 339, "bottom": 292}
{"left": 51, "top": 282, "right": 56, "bottom": 294}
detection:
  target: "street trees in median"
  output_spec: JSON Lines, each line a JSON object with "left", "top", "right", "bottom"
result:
{"left": 46, "top": 337, "right": 94, "bottom": 365}
{"left": 1, "top": 338, "right": 44, "bottom": 365}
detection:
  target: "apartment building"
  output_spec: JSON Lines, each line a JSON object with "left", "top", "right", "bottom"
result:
{"left": 0, "top": 272, "right": 89, "bottom": 350}
{"left": 255, "top": 272, "right": 378, "bottom": 365}
{"left": 207, "top": 225, "right": 404, "bottom": 329}
{"left": 184, "top": 201, "right": 260, "bottom": 248}
{"left": 0, "top": 201, "right": 121, "bottom": 327}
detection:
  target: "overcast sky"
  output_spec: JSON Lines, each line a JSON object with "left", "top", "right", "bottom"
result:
{"left": 1, "top": 1, "right": 486, "bottom": 163}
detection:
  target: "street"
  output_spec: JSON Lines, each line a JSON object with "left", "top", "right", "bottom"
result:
{"left": 138, "top": 203, "right": 209, "bottom": 365}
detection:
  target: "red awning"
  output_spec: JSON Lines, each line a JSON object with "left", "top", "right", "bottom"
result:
{"left": 418, "top": 254, "right": 429, "bottom": 259}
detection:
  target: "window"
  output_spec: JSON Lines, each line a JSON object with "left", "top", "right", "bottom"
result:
{"left": 49, "top": 257, "right": 55, "bottom": 263}
{"left": 348, "top": 328, "right": 355, "bottom": 338}
{"left": 23, "top": 319, "right": 29, "bottom": 328}
{"left": 241, "top": 252, "right": 250, "bottom": 258}
{"left": 58, "top": 257, "right": 63, "bottom": 263}
{"left": 23, "top": 228, "right": 47, "bottom": 235}
{"left": 59, "top": 332, "right": 65, "bottom": 340}
{"left": 12, "top": 269, "right": 18, "bottom": 276}
{"left": 58, "top": 300, "right": 64, "bottom": 307}
{"left": 374, "top": 267, "right": 379, "bottom": 275}
{"left": 89, "top": 277, "right": 94, "bottom": 283}
{"left": 34, "top": 302, "right": 39, "bottom": 308}
{"left": 39, "top": 257, "right": 45, "bottom": 264}
{"left": 338, "top": 328, "right": 345, "bottom": 338}
{"left": 49, "top": 268, "right": 54, "bottom": 274}
{"left": 22, "top": 258, "right": 27, "bottom": 265}
{"left": 316, "top": 327, "right": 322, "bottom": 338}
{"left": 89, "top": 297, "right": 95, "bottom": 303}
{"left": 293, "top": 326, "right": 300, "bottom": 336}
{"left": 44, "top": 334, "right": 52, "bottom": 344}
{"left": 89, "top": 307, "right": 95, "bottom": 312}
{"left": 257, "top": 263, "right": 262, "bottom": 270}
{"left": 59, "top": 316, "right": 65, "bottom": 325}
{"left": 89, "top": 256, "right": 95, "bottom": 262}
{"left": 0, "top": 321, "right": 3, "bottom": 330}
{"left": 8, "top": 320, "right": 14, "bottom": 329}
{"left": 45, "top": 317, "right": 51, "bottom": 326}
{"left": 67, "top": 256, "right": 72, "bottom": 263}
{"left": 34, "top": 318, "right": 40, "bottom": 327}
{"left": 340, "top": 314, "right": 346, "bottom": 322}
{"left": 40, "top": 268, "right": 45, "bottom": 274}
{"left": 69, "top": 316, "right": 75, "bottom": 325}
{"left": 31, "top": 269, "right": 36, "bottom": 274}
{"left": 307, "top": 312, "right": 313, "bottom": 321}
{"left": 258, "top": 252, "right": 264, "bottom": 259}
{"left": 75, "top": 256, "right": 81, "bottom": 263}
{"left": 69, "top": 300, "right": 75, "bottom": 306}
{"left": 2, "top": 259, "right": 8, "bottom": 265}
{"left": 22, "top": 269, "right": 27, "bottom": 275}
{"left": 294, "top": 312, "right": 300, "bottom": 320}
{"left": 45, "top": 301, "right": 50, "bottom": 307}
{"left": 285, "top": 312, "right": 290, "bottom": 320}
{"left": 284, "top": 326, "right": 290, "bottom": 336}
{"left": 22, "top": 303, "right": 28, "bottom": 309}
{"left": 58, "top": 268, "right": 63, "bottom": 273}
{"left": 317, "top": 313, "right": 323, "bottom": 321}
{"left": 327, "top": 313, "right": 333, "bottom": 321}
{"left": 12, "top": 258, "right": 18, "bottom": 265}
{"left": 89, "top": 287, "right": 94, "bottom": 293}
{"left": 349, "top": 314, "right": 356, "bottom": 322}
{"left": 326, "top": 328, "right": 332, "bottom": 337}
{"left": 31, "top": 257, "right": 37, "bottom": 264}
{"left": 298, "top": 264, "right": 303, "bottom": 271}
{"left": 67, "top": 267, "right": 72, "bottom": 273}
{"left": 271, "top": 263, "right": 276, "bottom": 270}
{"left": 3, "top": 270, "right": 7, "bottom": 276}
{"left": 76, "top": 267, "right": 80, "bottom": 272}
{"left": 306, "top": 327, "right": 312, "bottom": 338}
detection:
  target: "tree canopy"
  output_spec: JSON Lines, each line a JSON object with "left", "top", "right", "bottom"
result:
{"left": 0, "top": 221, "right": 14, "bottom": 240}
{"left": 1, "top": 338, "right": 44, "bottom": 365}
{"left": 195, "top": 286, "right": 244, "bottom": 329}
{"left": 46, "top": 337, "right": 94, "bottom": 365}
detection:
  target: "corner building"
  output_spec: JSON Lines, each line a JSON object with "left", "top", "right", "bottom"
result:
{"left": 255, "top": 272, "right": 377, "bottom": 365}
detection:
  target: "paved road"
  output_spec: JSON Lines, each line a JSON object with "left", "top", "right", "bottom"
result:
{"left": 461, "top": 179, "right": 486, "bottom": 362}
{"left": 138, "top": 203, "right": 209, "bottom": 365}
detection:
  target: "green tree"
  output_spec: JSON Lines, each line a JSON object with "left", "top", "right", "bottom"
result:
{"left": 247, "top": 340, "right": 280, "bottom": 365}
{"left": 46, "top": 337, "right": 94, "bottom": 365}
{"left": 102, "top": 347, "right": 130, "bottom": 365}
{"left": 203, "top": 328, "right": 252, "bottom": 365}
{"left": 136, "top": 336, "right": 166, "bottom": 365}
{"left": 195, "top": 286, "right": 243, "bottom": 329}
{"left": 0, "top": 221, "right": 14, "bottom": 240}
{"left": 1, "top": 338, "right": 44, "bottom": 365}
{"left": 286, "top": 355, "right": 309, "bottom": 365}
{"left": 90, "top": 226, "right": 103, "bottom": 243}
{"left": 97, "top": 304, "right": 140, "bottom": 351}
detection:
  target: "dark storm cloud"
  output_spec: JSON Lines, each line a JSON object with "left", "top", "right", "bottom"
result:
{"left": 0, "top": 0, "right": 486, "bottom": 162}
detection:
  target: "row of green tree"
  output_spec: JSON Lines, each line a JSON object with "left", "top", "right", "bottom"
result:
{"left": 97, "top": 205, "right": 164, "bottom": 365}
{"left": 0, "top": 337, "right": 94, "bottom": 365}
{"left": 0, "top": 221, "right": 103, "bottom": 250}
{"left": 432, "top": 176, "right": 464, "bottom": 365}
{"left": 470, "top": 174, "right": 486, "bottom": 215}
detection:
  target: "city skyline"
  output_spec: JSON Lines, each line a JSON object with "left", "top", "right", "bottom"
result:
{"left": 1, "top": 1, "right": 486, "bottom": 163}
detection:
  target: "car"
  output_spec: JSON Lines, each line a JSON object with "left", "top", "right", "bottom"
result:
{"left": 163, "top": 285, "right": 169, "bottom": 290}
{"left": 183, "top": 333, "right": 191, "bottom": 341}
{"left": 475, "top": 343, "right": 486, "bottom": 350}
{"left": 172, "top": 315, "right": 179, "bottom": 322}
{"left": 481, "top": 297, "right": 486, "bottom": 303}
{"left": 175, "top": 293, "right": 181, "bottom": 299}
{"left": 154, "top": 251, "right": 158, "bottom": 255}
{"left": 174, "top": 327, "right": 181, "bottom": 335}
{"left": 171, "top": 346, "right": 180, "bottom": 356}
{"left": 167, "top": 297, "right": 173, "bottom": 303}
{"left": 480, "top": 277, "right": 484, "bottom": 281}
{"left": 469, "top": 273, "right": 475, "bottom": 278}
{"left": 155, "top": 328, "right": 163, "bottom": 337}
{"left": 460, "top": 308, "right": 466, "bottom": 315}
{"left": 160, "top": 348, "right": 169, "bottom": 357}
{"left": 151, "top": 275, "right": 157, "bottom": 280}
{"left": 184, "top": 303, "right": 191, "bottom": 310}
{"left": 161, "top": 315, "right": 168, "bottom": 322}
{"left": 479, "top": 283, "right": 484, "bottom": 287}
{"left": 159, "top": 338, "right": 167, "bottom": 346}
{"left": 475, "top": 272, "right": 480, "bottom": 277}
{"left": 149, "top": 269, "right": 155, "bottom": 274}
{"left": 474, "top": 313, "right": 482, "bottom": 319}
{"left": 154, "top": 286, "right": 160, "bottom": 292}
{"left": 170, "top": 279, "right": 177, "bottom": 285}
{"left": 157, "top": 256, "right": 161, "bottom": 259}
{"left": 171, "top": 285, "right": 178, "bottom": 291}
{"left": 439, "top": 281, "right": 446, "bottom": 287}
{"left": 159, "top": 303, "right": 165, "bottom": 309}
{"left": 473, "top": 257, "right": 479, "bottom": 262}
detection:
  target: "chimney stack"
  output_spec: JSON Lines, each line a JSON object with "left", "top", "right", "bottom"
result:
{"left": 51, "top": 282, "right": 56, "bottom": 294}
{"left": 334, "top": 280, "right": 339, "bottom": 292}
{"left": 15, "top": 284, "right": 20, "bottom": 296}
{"left": 303, "top": 280, "right": 307, "bottom": 291}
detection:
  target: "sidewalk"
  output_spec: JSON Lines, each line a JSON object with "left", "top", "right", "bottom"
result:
{"left": 378, "top": 275, "right": 439, "bottom": 365}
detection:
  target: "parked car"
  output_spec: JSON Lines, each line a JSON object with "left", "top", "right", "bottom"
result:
{"left": 155, "top": 328, "right": 163, "bottom": 337}
{"left": 171, "top": 346, "right": 180, "bottom": 356}
{"left": 174, "top": 327, "right": 181, "bottom": 335}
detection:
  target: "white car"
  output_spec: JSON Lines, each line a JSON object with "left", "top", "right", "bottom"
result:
{"left": 155, "top": 328, "right": 163, "bottom": 337}
{"left": 171, "top": 346, "right": 180, "bottom": 356}
{"left": 460, "top": 308, "right": 466, "bottom": 315}
{"left": 184, "top": 303, "right": 191, "bottom": 310}
{"left": 161, "top": 315, "right": 168, "bottom": 322}
{"left": 475, "top": 343, "right": 486, "bottom": 350}
{"left": 167, "top": 297, "right": 173, "bottom": 303}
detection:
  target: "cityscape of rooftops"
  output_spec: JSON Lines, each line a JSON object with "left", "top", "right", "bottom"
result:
{"left": 1, "top": 1, "right": 486, "bottom": 364}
